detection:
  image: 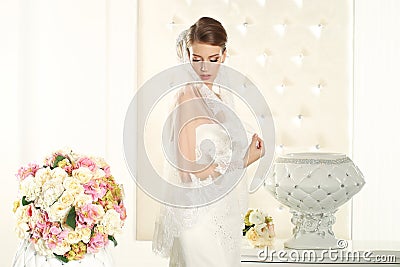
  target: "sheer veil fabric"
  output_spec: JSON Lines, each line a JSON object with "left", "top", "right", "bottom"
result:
{"left": 152, "top": 30, "right": 250, "bottom": 267}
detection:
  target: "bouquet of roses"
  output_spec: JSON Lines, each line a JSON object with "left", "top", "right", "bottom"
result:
{"left": 13, "top": 149, "right": 127, "bottom": 263}
{"left": 243, "top": 209, "right": 275, "bottom": 248}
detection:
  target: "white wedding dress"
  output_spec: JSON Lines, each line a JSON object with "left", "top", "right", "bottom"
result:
{"left": 152, "top": 85, "right": 249, "bottom": 267}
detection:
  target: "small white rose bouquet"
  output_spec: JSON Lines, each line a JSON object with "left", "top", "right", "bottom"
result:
{"left": 13, "top": 149, "right": 127, "bottom": 263}
{"left": 243, "top": 209, "right": 275, "bottom": 248}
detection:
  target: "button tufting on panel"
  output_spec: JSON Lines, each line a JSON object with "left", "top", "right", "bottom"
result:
{"left": 166, "top": 16, "right": 182, "bottom": 30}
{"left": 276, "top": 82, "right": 285, "bottom": 94}
{"left": 312, "top": 81, "right": 326, "bottom": 95}
{"left": 237, "top": 20, "right": 252, "bottom": 35}
{"left": 293, "top": 114, "right": 303, "bottom": 127}
{"left": 275, "top": 77, "right": 292, "bottom": 94}
{"left": 256, "top": 50, "right": 271, "bottom": 67}
{"left": 166, "top": 20, "right": 175, "bottom": 31}
{"left": 274, "top": 21, "right": 288, "bottom": 37}
{"left": 292, "top": 49, "right": 308, "bottom": 65}
{"left": 310, "top": 20, "right": 327, "bottom": 39}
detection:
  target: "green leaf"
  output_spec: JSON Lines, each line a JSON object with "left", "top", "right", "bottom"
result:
{"left": 66, "top": 206, "right": 76, "bottom": 230}
{"left": 242, "top": 224, "right": 254, "bottom": 236}
{"left": 53, "top": 155, "right": 65, "bottom": 168}
{"left": 108, "top": 235, "right": 118, "bottom": 247}
{"left": 54, "top": 254, "right": 69, "bottom": 263}
{"left": 21, "top": 196, "right": 33, "bottom": 206}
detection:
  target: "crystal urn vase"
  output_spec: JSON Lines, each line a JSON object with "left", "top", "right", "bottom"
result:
{"left": 265, "top": 153, "right": 365, "bottom": 249}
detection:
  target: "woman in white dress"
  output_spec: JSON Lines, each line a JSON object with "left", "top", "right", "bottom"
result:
{"left": 152, "top": 17, "right": 265, "bottom": 267}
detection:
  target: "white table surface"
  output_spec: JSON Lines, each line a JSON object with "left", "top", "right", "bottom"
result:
{"left": 241, "top": 238, "right": 400, "bottom": 266}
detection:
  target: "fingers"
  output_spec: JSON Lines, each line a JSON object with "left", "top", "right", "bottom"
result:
{"left": 252, "top": 133, "right": 264, "bottom": 149}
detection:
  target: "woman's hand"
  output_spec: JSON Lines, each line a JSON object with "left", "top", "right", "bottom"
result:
{"left": 244, "top": 133, "right": 265, "bottom": 167}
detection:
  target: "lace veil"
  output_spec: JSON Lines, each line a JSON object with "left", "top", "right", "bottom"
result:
{"left": 152, "top": 29, "right": 250, "bottom": 258}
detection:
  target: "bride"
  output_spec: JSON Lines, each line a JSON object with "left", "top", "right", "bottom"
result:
{"left": 152, "top": 17, "right": 265, "bottom": 267}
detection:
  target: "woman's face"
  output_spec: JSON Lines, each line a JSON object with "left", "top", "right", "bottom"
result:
{"left": 189, "top": 42, "right": 226, "bottom": 83}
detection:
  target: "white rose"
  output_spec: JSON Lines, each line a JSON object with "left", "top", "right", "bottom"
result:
{"left": 72, "top": 167, "right": 93, "bottom": 184}
{"left": 76, "top": 227, "right": 91, "bottom": 243}
{"left": 48, "top": 202, "right": 70, "bottom": 222}
{"left": 35, "top": 167, "right": 52, "bottom": 186}
{"left": 63, "top": 177, "right": 84, "bottom": 195}
{"left": 90, "top": 156, "right": 108, "bottom": 169}
{"left": 254, "top": 223, "right": 268, "bottom": 237}
{"left": 51, "top": 167, "right": 68, "bottom": 180}
{"left": 15, "top": 205, "right": 30, "bottom": 223}
{"left": 93, "top": 168, "right": 106, "bottom": 179}
{"left": 15, "top": 222, "right": 29, "bottom": 239}
{"left": 34, "top": 239, "right": 53, "bottom": 256}
{"left": 59, "top": 191, "right": 74, "bottom": 207}
{"left": 100, "top": 209, "right": 123, "bottom": 236}
{"left": 38, "top": 178, "right": 65, "bottom": 208}
{"left": 249, "top": 210, "right": 264, "bottom": 225}
{"left": 53, "top": 240, "right": 71, "bottom": 255}
{"left": 74, "top": 193, "right": 92, "bottom": 208}
{"left": 19, "top": 175, "right": 40, "bottom": 201}
{"left": 66, "top": 230, "right": 82, "bottom": 244}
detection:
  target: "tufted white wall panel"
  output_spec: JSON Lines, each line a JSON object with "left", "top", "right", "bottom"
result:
{"left": 137, "top": 0, "right": 353, "bottom": 241}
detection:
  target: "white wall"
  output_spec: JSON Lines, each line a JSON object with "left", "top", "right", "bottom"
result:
{"left": 353, "top": 0, "right": 400, "bottom": 241}
{"left": 1, "top": 0, "right": 399, "bottom": 265}
{"left": 0, "top": 0, "right": 141, "bottom": 266}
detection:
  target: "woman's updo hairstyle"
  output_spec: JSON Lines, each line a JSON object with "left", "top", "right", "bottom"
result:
{"left": 177, "top": 17, "right": 227, "bottom": 62}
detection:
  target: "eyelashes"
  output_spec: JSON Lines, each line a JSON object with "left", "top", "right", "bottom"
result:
{"left": 192, "top": 58, "right": 220, "bottom": 63}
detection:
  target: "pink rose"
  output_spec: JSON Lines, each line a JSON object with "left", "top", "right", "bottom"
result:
{"left": 103, "top": 166, "right": 111, "bottom": 178}
{"left": 77, "top": 204, "right": 104, "bottom": 228}
{"left": 76, "top": 157, "right": 97, "bottom": 172}
{"left": 43, "top": 223, "right": 68, "bottom": 249}
{"left": 114, "top": 203, "right": 127, "bottom": 221}
{"left": 87, "top": 232, "right": 108, "bottom": 253}
{"left": 16, "top": 163, "right": 40, "bottom": 180}
{"left": 83, "top": 180, "right": 107, "bottom": 201}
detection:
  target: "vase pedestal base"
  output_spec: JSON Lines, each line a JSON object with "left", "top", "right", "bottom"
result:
{"left": 284, "top": 233, "right": 342, "bottom": 250}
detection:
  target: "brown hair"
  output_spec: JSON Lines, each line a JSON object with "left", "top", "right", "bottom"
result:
{"left": 177, "top": 17, "right": 227, "bottom": 61}
{"left": 188, "top": 17, "right": 227, "bottom": 51}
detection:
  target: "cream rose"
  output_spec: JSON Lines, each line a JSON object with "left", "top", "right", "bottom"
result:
{"left": 90, "top": 156, "right": 108, "bottom": 169}
{"left": 254, "top": 223, "right": 268, "bottom": 237}
{"left": 76, "top": 227, "right": 91, "bottom": 243}
{"left": 93, "top": 168, "right": 106, "bottom": 179}
{"left": 38, "top": 178, "right": 65, "bottom": 208}
{"left": 100, "top": 209, "right": 123, "bottom": 236}
{"left": 48, "top": 202, "right": 70, "bottom": 222}
{"left": 15, "top": 222, "right": 29, "bottom": 239}
{"left": 59, "top": 191, "right": 74, "bottom": 207}
{"left": 74, "top": 193, "right": 92, "bottom": 208}
{"left": 35, "top": 167, "right": 52, "bottom": 186}
{"left": 53, "top": 240, "right": 72, "bottom": 255}
{"left": 249, "top": 210, "right": 264, "bottom": 225}
{"left": 72, "top": 167, "right": 93, "bottom": 184}
{"left": 34, "top": 239, "right": 53, "bottom": 256}
{"left": 66, "top": 230, "right": 82, "bottom": 244}
{"left": 51, "top": 167, "right": 68, "bottom": 180}
{"left": 19, "top": 175, "right": 40, "bottom": 202}
{"left": 63, "top": 177, "right": 84, "bottom": 195}
{"left": 15, "top": 205, "right": 30, "bottom": 223}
